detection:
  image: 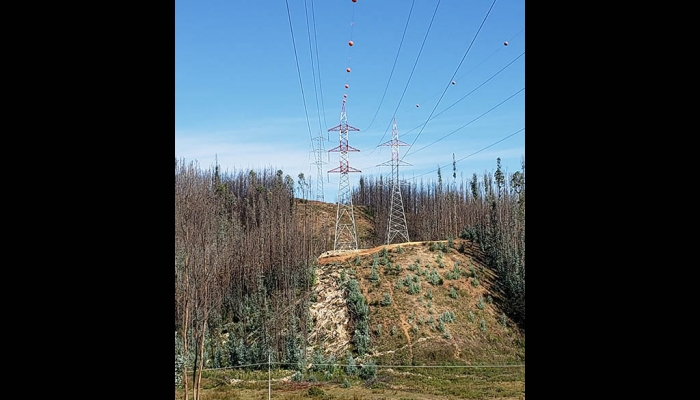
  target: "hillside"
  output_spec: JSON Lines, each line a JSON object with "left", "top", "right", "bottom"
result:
{"left": 310, "top": 238, "right": 524, "bottom": 367}
{"left": 295, "top": 199, "right": 524, "bottom": 366}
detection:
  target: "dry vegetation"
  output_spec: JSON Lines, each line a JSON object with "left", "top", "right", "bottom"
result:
{"left": 175, "top": 157, "right": 525, "bottom": 400}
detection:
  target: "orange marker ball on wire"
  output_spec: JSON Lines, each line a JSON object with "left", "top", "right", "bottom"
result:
{"left": 348, "top": 40, "right": 354, "bottom": 47}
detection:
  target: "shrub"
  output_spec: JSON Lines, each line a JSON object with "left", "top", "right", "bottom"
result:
{"left": 359, "top": 359, "right": 377, "bottom": 380}
{"left": 376, "top": 324, "right": 382, "bottom": 336}
{"left": 391, "top": 325, "right": 397, "bottom": 336}
{"left": 480, "top": 319, "right": 487, "bottom": 331}
{"left": 342, "top": 378, "right": 351, "bottom": 388}
{"left": 468, "top": 311, "right": 475, "bottom": 322}
{"left": 381, "top": 293, "right": 392, "bottom": 306}
{"left": 408, "top": 280, "right": 421, "bottom": 295}
{"left": 425, "top": 289, "right": 433, "bottom": 300}
{"left": 428, "top": 269, "right": 443, "bottom": 286}
{"left": 440, "top": 310, "right": 456, "bottom": 323}
{"left": 500, "top": 313, "right": 507, "bottom": 326}
{"left": 450, "top": 286, "right": 457, "bottom": 299}
{"left": 309, "top": 386, "right": 324, "bottom": 396}
{"left": 370, "top": 264, "right": 380, "bottom": 283}
{"left": 471, "top": 276, "right": 479, "bottom": 287}
{"left": 477, "top": 295, "right": 485, "bottom": 310}
{"left": 345, "top": 353, "right": 357, "bottom": 375}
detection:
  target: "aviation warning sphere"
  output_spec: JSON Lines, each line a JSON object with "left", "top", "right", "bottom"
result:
{"left": 348, "top": 40, "right": 354, "bottom": 46}
{"left": 345, "top": 84, "right": 349, "bottom": 88}
{"left": 346, "top": 68, "right": 351, "bottom": 73}
{"left": 352, "top": 0, "right": 357, "bottom": 3}
{"left": 343, "top": 94, "right": 347, "bottom": 98}
{"left": 416, "top": 104, "right": 420, "bottom": 107}
{"left": 504, "top": 41, "right": 508, "bottom": 46}
{"left": 451, "top": 81, "right": 456, "bottom": 85}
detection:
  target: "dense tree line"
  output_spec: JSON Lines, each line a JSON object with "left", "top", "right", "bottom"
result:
{"left": 352, "top": 158, "right": 525, "bottom": 329}
{"left": 175, "top": 159, "right": 323, "bottom": 399}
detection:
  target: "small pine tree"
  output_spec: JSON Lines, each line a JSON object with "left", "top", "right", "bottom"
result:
{"left": 345, "top": 353, "right": 357, "bottom": 375}
{"left": 359, "top": 359, "right": 377, "bottom": 380}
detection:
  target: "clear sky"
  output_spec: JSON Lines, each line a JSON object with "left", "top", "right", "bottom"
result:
{"left": 176, "top": 0, "right": 525, "bottom": 202}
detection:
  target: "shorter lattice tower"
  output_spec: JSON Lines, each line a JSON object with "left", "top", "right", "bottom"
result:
{"left": 378, "top": 118, "right": 410, "bottom": 244}
{"left": 328, "top": 102, "right": 360, "bottom": 251}
{"left": 313, "top": 131, "right": 327, "bottom": 202}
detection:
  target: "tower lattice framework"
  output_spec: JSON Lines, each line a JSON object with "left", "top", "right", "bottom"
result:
{"left": 313, "top": 131, "right": 327, "bottom": 202}
{"left": 328, "top": 102, "right": 360, "bottom": 251}
{"left": 378, "top": 118, "right": 410, "bottom": 244}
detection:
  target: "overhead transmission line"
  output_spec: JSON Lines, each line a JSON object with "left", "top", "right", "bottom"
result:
{"left": 407, "top": 127, "right": 525, "bottom": 181}
{"left": 409, "top": 87, "right": 524, "bottom": 155}
{"left": 310, "top": 0, "right": 328, "bottom": 133}
{"left": 402, "top": 0, "right": 499, "bottom": 162}
{"left": 304, "top": 0, "right": 325, "bottom": 136}
{"left": 415, "top": 27, "right": 524, "bottom": 108}
{"left": 355, "top": 87, "right": 524, "bottom": 172}
{"left": 362, "top": 0, "right": 416, "bottom": 133}
{"left": 285, "top": 0, "right": 315, "bottom": 145}
{"left": 365, "top": 0, "right": 442, "bottom": 157}
{"left": 400, "top": 51, "right": 524, "bottom": 138}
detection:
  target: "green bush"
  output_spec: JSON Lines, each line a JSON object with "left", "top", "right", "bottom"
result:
{"left": 480, "top": 319, "right": 487, "bottom": 331}
{"left": 450, "top": 286, "right": 457, "bottom": 299}
{"left": 391, "top": 325, "right": 397, "bottom": 336}
{"left": 345, "top": 353, "right": 357, "bottom": 375}
{"left": 381, "top": 293, "right": 392, "bottom": 306}
{"left": 359, "top": 359, "right": 377, "bottom": 380}
{"left": 477, "top": 296, "right": 485, "bottom": 310}
{"left": 428, "top": 269, "right": 444, "bottom": 286}
{"left": 309, "top": 386, "right": 325, "bottom": 397}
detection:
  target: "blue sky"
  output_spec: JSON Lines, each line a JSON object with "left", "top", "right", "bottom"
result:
{"left": 176, "top": 0, "right": 525, "bottom": 202}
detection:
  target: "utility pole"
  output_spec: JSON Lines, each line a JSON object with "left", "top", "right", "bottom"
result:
{"left": 378, "top": 118, "right": 410, "bottom": 244}
{"left": 328, "top": 102, "right": 360, "bottom": 251}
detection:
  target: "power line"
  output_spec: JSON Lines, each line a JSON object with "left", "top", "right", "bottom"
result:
{"left": 362, "top": 0, "right": 416, "bottom": 133}
{"left": 402, "top": 0, "right": 499, "bottom": 162}
{"left": 400, "top": 52, "right": 524, "bottom": 138}
{"left": 417, "top": 27, "right": 524, "bottom": 107}
{"left": 304, "top": 0, "right": 324, "bottom": 136}
{"left": 355, "top": 87, "right": 524, "bottom": 173}
{"left": 285, "top": 0, "right": 315, "bottom": 144}
{"left": 409, "top": 87, "right": 524, "bottom": 156}
{"left": 310, "top": 0, "right": 328, "bottom": 132}
{"left": 366, "top": 0, "right": 442, "bottom": 157}
{"left": 407, "top": 127, "right": 524, "bottom": 181}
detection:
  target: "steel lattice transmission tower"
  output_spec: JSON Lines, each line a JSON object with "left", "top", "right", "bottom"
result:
{"left": 328, "top": 102, "right": 360, "bottom": 251}
{"left": 313, "top": 131, "right": 327, "bottom": 202}
{"left": 378, "top": 118, "right": 411, "bottom": 244}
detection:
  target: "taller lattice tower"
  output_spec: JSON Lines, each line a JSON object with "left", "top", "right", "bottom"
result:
{"left": 328, "top": 102, "right": 360, "bottom": 251}
{"left": 378, "top": 118, "right": 410, "bottom": 244}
